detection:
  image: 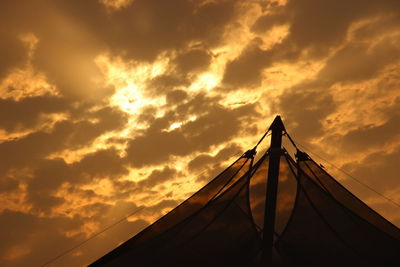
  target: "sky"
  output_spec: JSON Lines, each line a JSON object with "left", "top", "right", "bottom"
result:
{"left": 1, "top": 0, "right": 400, "bottom": 266}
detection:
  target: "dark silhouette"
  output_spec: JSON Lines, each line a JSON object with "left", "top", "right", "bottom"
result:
{"left": 90, "top": 116, "right": 400, "bottom": 267}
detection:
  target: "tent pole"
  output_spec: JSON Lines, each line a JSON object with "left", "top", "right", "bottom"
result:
{"left": 261, "top": 115, "right": 284, "bottom": 265}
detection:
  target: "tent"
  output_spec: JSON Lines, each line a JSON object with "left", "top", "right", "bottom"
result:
{"left": 89, "top": 116, "right": 400, "bottom": 266}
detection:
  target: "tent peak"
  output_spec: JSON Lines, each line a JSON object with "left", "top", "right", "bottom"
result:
{"left": 269, "top": 115, "right": 285, "bottom": 132}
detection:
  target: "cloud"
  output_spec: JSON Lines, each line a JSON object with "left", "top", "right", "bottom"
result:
{"left": 222, "top": 0, "right": 400, "bottom": 90}
{"left": 0, "top": 106, "right": 127, "bottom": 176}
{"left": 165, "top": 89, "right": 189, "bottom": 105}
{"left": 147, "top": 75, "right": 190, "bottom": 96}
{"left": 0, "top": 96, "right": 69, "bottom": 132}
{"left": 271, "top": 81, "right": 336, "bottom": 142}
{"left": 188, "top": 143, "right": 242, "bottom": 171}
{"left": 126, "top": 93, "right": 258, "bottom": 167}
{"left": 0, "top": 209, "right": 82, "bottom": 267}
{"left": 0, "top": 175, "right": 19, "bottom": 193}
{"left": 0, "top": 205, "right": 149, "bottom": 267}
{"left": 342, "top": 145, "right": 400, "bottom": 193}
{"left": 125, "top": 129, "right": 190, "bottom": 167}
{"left": 317, "top": 38, "right": 400, "bottom": 84}
{"left": 18, "top": 147, "right": 128, "bottom": 214}
{"left": 27, "top": 159, "right": 71, "bottom": 210}
{"left": 339, "top": 115, "right": 400, "bottom": 153}
{"left": 101, "top": 0, "right": 237, "bottom": 61}
{"left": 223, "top": 39, "right": 272, "bottom": 88}
{"left": 99, "top": 0, "right": 134, "bottom": 10}
{"left": 0, "top": 33, "right": 26, "bottom": 79}
{"left": 73, "top": 148, "right": 128, "bottom": 181}
{"left": 138, "top": 167, "right": 177, "bottom": 188}
{"left": 352, "top": 14, "right": 400, "bottom": 40}
{"left": 251, "top": 6, "right": 287, "bottom": 34}
{"left": 174, "top": 49, "right": 212, "bottom": 74}
{"left": 282, "top": 0, "right": 400, "bottom": 57}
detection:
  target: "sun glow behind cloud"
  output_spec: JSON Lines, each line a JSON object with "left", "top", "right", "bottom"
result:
{"left": 86, "top": 3, "right": 306, "bottom": 225}
{"left": 188, "top": 73, "right": 220, "bottom": 91}
{"left": 111, "top": 84, "right": 155, "bottom": 114}
{"left": 96, "top": 54, "right": 167, "bottom": 116}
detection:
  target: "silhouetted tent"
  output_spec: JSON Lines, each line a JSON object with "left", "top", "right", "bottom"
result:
{"left": 89, "top": 116, "right": 400, "bottom": 267}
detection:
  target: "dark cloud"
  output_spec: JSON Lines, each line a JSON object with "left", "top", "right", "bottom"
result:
{"left": 101, "top": 0, "right": 237, "bottom": 61}
{"left": 0, "top": 209, "right": 82, "bottom": 267}
{"left": 175, "top": 93, "right": 220, "bottom": 115}
{"left": 271, "top": 82, "right": 335, "bottom": 142}
{"left": 73, "top": 148, "right": 128, "bottom": 181}
{"left": 188, "top": 154, "right": 214, "bottom": 172}
{"left": 28, "top": 194, "right": 65, "bottom": 214}
{"left": 188, "top": 143, "right": 242, "bottom": 171}
{"left": 107, "top": 0, "right": 196, "bottom": 61}
{"left": 285, "top": 1, "right": 357, "bottom": 55}
{"left": 146, "top": 74, "right": 190, "bottom": 97}
{"left": 28, "top": 159, "right": 71, "bottom": 193}
{"left": 223, "top": 39, "right": 272, "bottom": 88}
{"left": 0, "top": 1, "right": 36, "bottom": 78}
{"left": 0, "top": 106, "right": 127, "bottom": 175}
{"left": 0, "top": 175, "right": 19, "bottom": 193}
{"left": 0, "top": 125, "right": 71, "bottom": 176}
{"left": 166, "top": 89, "right": 189, "bottom": 105}
{"left": 0, "top": 33, "right": 26, "bottom": 79}
{"left": 174, "top": 49, "right": 212, "bottom": 74}
{"left": 24, "top": 147, "right": 127, "bottom": 213}
{"left": 342, "top": 146, "right": 400, "bottom": 193}
{"left": 317, "top": 38, "right": 400, "bottom": 84}
{"left": 227, "top": 0, "right": 376, "bottom": 88}
{"left": 353, "top": 14, "right": 400, "bottom": 40}
{"left": 66, "top": 188, "right": 99, "bottom": 204}
{"left": 184, "top": 104, "right": 257, "bottom": 149}
{"left": 0, "top": 204, "right": 148, "bottom": 267}
{"left": 339, "top": 115, "right": 400, "bottom": 153}
{"left": 110, "top": 179, "right": 137, "bottom": 199}
{"left": 251, "top": 6, "right": 287, "bottom": 33}
{"left": 0, "top": 96, "right": 69, "bottom": 132}
{"left": 243, "top": 0, "right": 400, "bottom": 83}
{"left": 138, "top": 167, "right": 177, "bottom": 188}
{"left": 0, "top": 127, "right": 127, "bottom": 216}
{"left": 282, "top": 0, "right": 400, "bottom": 57}
{"left": 79, "top": 105, "right": 128, "bottom": 139}
{"left": 125, "top": 129, "right": 191, "bottom": 167}
{"left": 126, "top": 93, "right": 258, "bottom": 167}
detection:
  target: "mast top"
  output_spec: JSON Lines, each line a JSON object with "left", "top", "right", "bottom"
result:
{"left": 269, "top": 115, "right": 285, "bottom": 132}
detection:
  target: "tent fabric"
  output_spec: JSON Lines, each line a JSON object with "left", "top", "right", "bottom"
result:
{"left": 249, "top": 152, "right": 297, "bottom": 236}
{"left": 90, "top": 153, "right": 263, "bottom": 267}
{"left": 276, "top": 154, "right": 400, "bottom": 266}
{"left": 90, "top": 148, "right": 400, "bottom": 267}
{"left": 299, "top": 156, "right": 400, "bottom": 240}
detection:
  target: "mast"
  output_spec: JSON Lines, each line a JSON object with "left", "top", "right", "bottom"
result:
{"left": 261, "top": 115, "right": 285, "bottom": 265}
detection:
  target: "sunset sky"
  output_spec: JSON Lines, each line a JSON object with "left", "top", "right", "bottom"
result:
{"left": 1, "top": 0, "right": 400, "bottom": 266}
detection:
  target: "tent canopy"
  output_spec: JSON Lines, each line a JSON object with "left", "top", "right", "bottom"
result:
{"left": 89, "top": 116, "right": 400, "bottom": 267}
